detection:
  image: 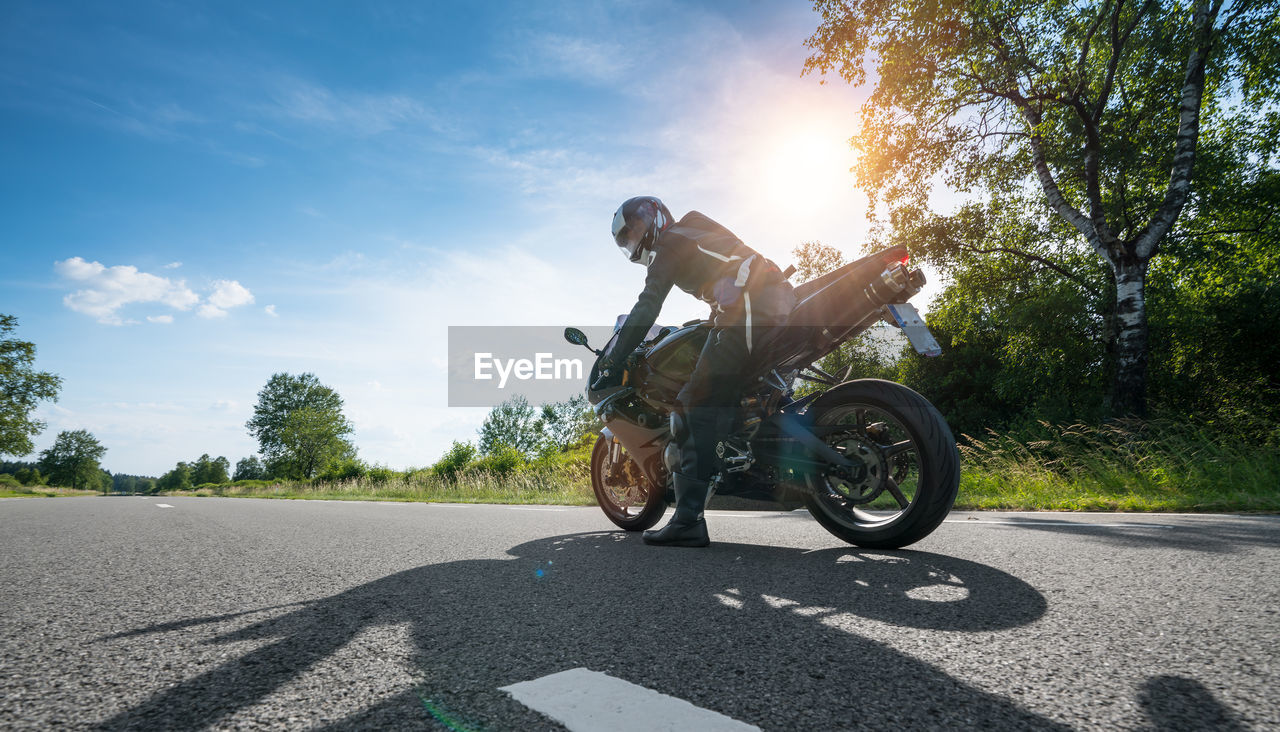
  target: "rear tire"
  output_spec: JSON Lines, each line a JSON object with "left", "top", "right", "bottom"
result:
{"left": 801, "top": 379, "right": 959, "bottom": 549}
{"left": 590, "top": 433, "right": 667, "bottom": 531}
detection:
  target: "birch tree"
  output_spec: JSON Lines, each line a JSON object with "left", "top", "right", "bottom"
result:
{"left": 805, "top": 0, "right": 1278, "bottom": 415}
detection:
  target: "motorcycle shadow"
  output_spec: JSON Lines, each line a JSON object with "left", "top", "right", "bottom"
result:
{"left": 97, "top": 532, "right": 1062, "bottom": 730}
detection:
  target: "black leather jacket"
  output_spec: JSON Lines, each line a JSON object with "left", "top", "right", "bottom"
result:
{"left": 601, "top": 211, "right": 777, "bottom": 367}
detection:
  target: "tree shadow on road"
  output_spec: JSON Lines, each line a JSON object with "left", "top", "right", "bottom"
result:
{"left": 97, "top": 533, "right": 1062, "bottom": 730}
{"left": 1138, "top": 675, "right": 1251, "bottom": 731}
{"left": 969, "top": 515, "right": 1280, "bottom": 554}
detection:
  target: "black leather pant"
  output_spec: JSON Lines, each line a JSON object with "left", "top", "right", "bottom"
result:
{"left": 673, "top": 281, "right": 794, "bottom": 482}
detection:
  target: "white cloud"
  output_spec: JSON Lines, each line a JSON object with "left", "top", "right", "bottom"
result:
{"left": 146, "top": 314, "right": 174, "bottom": 324}
{"left": 514, "top": 33, "right": 630, "bottom": 84}
{"left": 56, "top": 257, "right": 200, "bottom": 325}
{"left": 264, "top": 304, "right": 278, "bottom": 317}
{"left": 197, "top": 279, "right": 255, "bottom": 318}
{"left": 163, "top": 261, "right": 182, "bottom": 269}
{"left": 269, "top": 79, "right": 440, "bottom": 137}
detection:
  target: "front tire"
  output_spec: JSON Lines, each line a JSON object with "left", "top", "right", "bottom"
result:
{"left": 801, "top": 379, "right": 959, "bottom": 549}
{"left": 590, "top": 433, "right": 667, "bottom": 531}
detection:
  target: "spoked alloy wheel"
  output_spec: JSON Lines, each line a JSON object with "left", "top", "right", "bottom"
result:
{"left": 590, "top": 433, "right": 667, "bottom": 531}
{"left": 802, "top": 379, "right": 959, "bottom": 549}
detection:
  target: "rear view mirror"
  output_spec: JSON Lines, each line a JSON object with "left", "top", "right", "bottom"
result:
{"left": 564, "top": 327, "right": 590, "bottom": 347}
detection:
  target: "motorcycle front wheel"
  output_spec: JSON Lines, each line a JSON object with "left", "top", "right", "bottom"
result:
{"left": 590, "top": 433, "right": 667, "bottom": 531}
{"left": 802, "top": 379, "right": 960, "bottom": 549}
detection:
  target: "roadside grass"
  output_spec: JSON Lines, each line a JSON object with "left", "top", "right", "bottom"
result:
{"left": 167, "top": 463, "right": 597, "bottom": 506}
{"left": 954, "top": 420, "right": 1280, "bottom": 512}
{"left": 133, "top": 419, "right": 1280, "bottom": 513}
{"left": 0, "top": 486, "right": 102, "bottom": 498}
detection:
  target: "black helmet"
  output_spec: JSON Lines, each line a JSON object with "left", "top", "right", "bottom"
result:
{"left": 611, "top": 196, "right": 673, "bottom": 263}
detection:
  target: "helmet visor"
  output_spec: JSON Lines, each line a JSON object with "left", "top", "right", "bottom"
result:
{"left": 612, "top": 206, "right": 649, "bottom": 262}
{"left": 615, "top": 225, "right": 646, "bottom": 262}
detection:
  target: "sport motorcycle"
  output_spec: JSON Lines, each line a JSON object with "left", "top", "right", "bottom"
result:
{"left": 564, "top": 246, "right": 960, "bottom": 548}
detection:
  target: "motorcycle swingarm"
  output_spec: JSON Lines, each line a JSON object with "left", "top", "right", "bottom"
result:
{"left": 772, "top": 413, "right": 856, "bottom": 470}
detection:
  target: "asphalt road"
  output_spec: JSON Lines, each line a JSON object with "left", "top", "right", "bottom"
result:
{"left": 1, "top": 497, "right": 1276, "bottom": 731}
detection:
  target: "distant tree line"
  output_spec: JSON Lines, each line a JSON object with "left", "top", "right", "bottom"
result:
{"left": 0, "top": 429, "right": 113, "bottom": 493}
{"left": 138, "top": 386, "right": 597, "bottom": 489}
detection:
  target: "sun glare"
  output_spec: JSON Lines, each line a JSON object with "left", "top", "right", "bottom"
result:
{"left": 761, "top": 127, "right": 858, "bottom": 216}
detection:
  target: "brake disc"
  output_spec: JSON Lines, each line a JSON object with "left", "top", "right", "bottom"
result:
{"left": 823, "top": 431, "right": 889, "bottom": 505}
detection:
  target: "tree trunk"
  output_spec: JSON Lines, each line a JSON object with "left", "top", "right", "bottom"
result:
{"left": 1109, "top": 257, "right": 1150, "bottom": 416}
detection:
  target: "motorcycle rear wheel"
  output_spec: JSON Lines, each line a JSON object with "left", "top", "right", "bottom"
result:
{"left": 590, "top": 433, "right": 667, "bottom": 531}
{"left": 802, "top": 379, "right": 960, "bottom": 549}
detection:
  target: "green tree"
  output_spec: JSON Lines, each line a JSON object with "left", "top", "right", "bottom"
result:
{"left": 15, "top": 466, "right": 46, "bottom": 486}
{"left": 0, "top": 314, "right": 63, "bottom": 457}
{"left": 278, "top": 407, "right": 356, "bottom": 479}
{"left": 233, "top": 456, "right": 266, "bottom": 481}
{"left": 477, "top": 395, "right": 543, "bottom": 456}
{"left": 805, "top": 0, "right": 1278, "bottom": 416}
{"left": 246, "top": 373, "right": 354, "bottom": 479}
{"left": 535, "top": 395, "right": 599, "bottom": 455}
{"left": 191, "top": 454, "right": 230, "bottom": 485}
{"left": 1143, "top": 129, "right": 1280, "bottom": 427}
{"left": 157, "top": 462, "right": 192, "bottom": 492}
{"left": 112, "top": 474, "right": 158, "bottom": 494}
{"left": 891, "top": 198, "right": 1114, "bottom": 432}
{"left": 38, "top": 429, "right": 107, "bottom": 491}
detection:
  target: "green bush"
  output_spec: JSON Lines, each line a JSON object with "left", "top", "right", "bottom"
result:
{"left": 366, "top": 465, "right": 403, "bottom": 483}
{"left": 14, "top": 467, "right": 47, "bottom": 486}
{"left": 529, "top": 441, "right": 593, "bottom": 470}
{"left": 431, "top": 441, "right": 478, "bottom": 481}
{"left": 404, "top": 467, "right": 431, "bottom": 482}
{"left": 472, "top": 444, "right": 526, "bottom": 476}
{"left": 0, "top": 473, "right": 25, "bottom": 489}
{"left": 319, "top": 457, "right": 367, "bottom": 481}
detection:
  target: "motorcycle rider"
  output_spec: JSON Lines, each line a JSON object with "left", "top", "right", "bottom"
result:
{"left": 596, "top": 196, "right": 795, "bottom": 547}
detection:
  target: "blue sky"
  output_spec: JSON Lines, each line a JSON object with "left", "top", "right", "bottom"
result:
{"left": 2, "top": 0, "right": 894, "bottom": 476}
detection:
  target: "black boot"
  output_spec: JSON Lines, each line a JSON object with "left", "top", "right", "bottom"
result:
{"left": 643, "top": 473, "right": 711, "bottom": 547}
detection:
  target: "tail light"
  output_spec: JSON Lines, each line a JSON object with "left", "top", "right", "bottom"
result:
{"left": 880, "top": 248, "right": 910, "bottom": 267}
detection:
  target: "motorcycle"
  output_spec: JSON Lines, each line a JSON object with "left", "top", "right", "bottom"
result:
{"left": 563, "top": 245, "right": 960, "bottom": 549}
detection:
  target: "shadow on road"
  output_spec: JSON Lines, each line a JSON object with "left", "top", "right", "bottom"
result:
{"left": 1139, "top": 675, "right": 1251, "bottom": 731}
{"left": 975, "top": 515, "right": 1280, "bottom": 554}
{"left": 94, "top": 532, "right": 1073, "bottom": 729}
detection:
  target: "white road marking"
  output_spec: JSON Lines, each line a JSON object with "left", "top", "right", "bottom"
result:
{"left": 502, "top": 667, "right": 759, "bottom": 732}
{"left": 945, "top": 518, "right": 1176, "bottom": 529}
{"left": 508, "top": 507, "right": 568, "bottom": 512}
{"left": 154, "top": 504, "right": 174, "bottom": 508}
